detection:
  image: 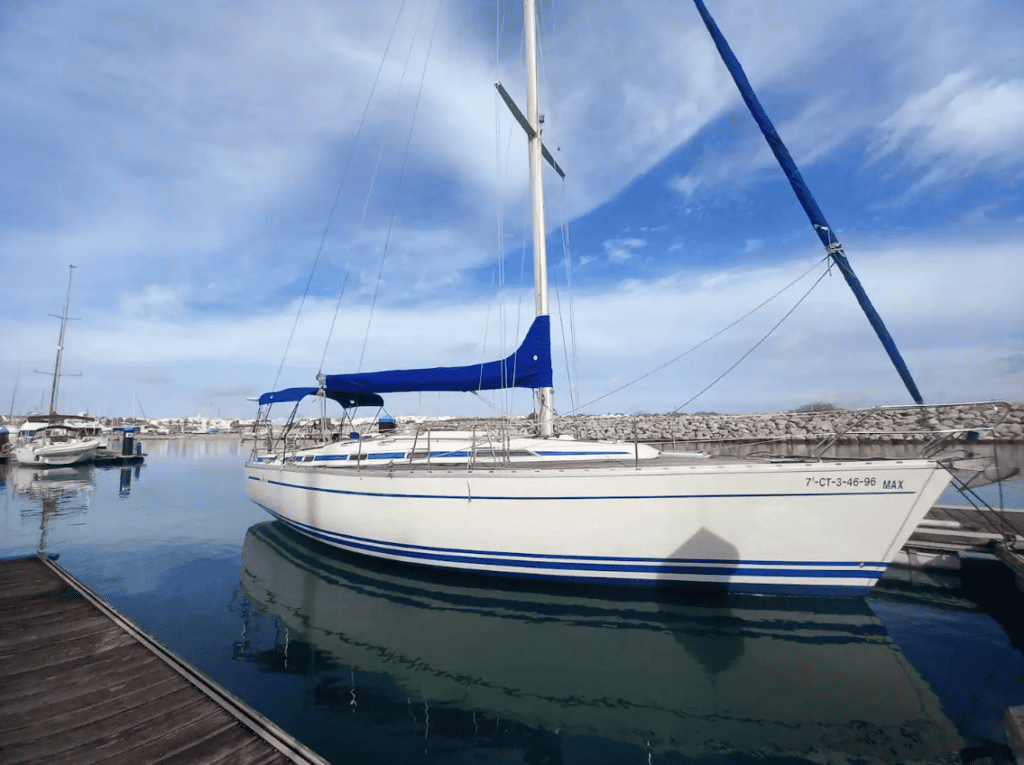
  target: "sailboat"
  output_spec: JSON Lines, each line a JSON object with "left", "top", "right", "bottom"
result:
{"left": 14, "top": 265, "right": 103, "bottom": 467}
{"left": 245, "top": 1, "right": 955, "bottom": 595}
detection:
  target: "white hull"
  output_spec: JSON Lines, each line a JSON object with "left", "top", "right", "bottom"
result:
{"left": 14, "top": 439, "right": 101, "bottom": 467}
{"left": 245, "top": 450, "right": 950, "bottom": 596}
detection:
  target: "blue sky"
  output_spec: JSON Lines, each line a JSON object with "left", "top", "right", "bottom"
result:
{"left": 1, "top": 0, "right": 1021, "bottom": 420}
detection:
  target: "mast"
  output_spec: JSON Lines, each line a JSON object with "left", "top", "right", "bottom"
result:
{"left": 49, "top": 265, "right": 76, "bottom": 416}
{"left": 9, "top": 362, "right": 19, "bottom": 420}
{"left": 692, "top": 0, "right": 924, "bottom": 404}
{"left": 524, "top": 0, "right": 554, "bottom": 436}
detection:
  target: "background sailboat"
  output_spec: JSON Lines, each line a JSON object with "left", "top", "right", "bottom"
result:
{"left": 13, "top": 265, "right": 103, "bottom": 467}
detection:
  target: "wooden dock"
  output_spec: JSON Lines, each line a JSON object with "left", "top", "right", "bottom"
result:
{"left": 900, "top": 504, "right": 1024, "bottom": 583}
{"left": 0, "top": 555, "right": 329, "bottom": 765}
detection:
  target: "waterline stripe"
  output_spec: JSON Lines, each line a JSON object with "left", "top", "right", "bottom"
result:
{"left": 262, "top": 509, "right": 887, "bottom": 576}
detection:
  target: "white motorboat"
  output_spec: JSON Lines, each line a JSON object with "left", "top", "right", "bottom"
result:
{"left": 13, "top": 420, "right": 101, "bottom": 467}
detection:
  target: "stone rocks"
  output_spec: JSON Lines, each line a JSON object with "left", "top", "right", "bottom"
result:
{"left": 423, "top": 401, "right": 1024, "bottom": 444}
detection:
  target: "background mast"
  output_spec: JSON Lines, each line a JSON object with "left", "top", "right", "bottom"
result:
{"left": 48, "top": 265, "right": 76, "bottom": 416}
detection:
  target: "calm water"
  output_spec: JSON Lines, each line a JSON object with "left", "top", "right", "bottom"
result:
{"left": 2, "top": 436, "right": 1023, "bottom": 764}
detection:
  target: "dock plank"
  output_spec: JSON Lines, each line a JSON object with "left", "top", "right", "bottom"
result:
{"left": 0, "top": 666, "right": 177, "bottom": 728}
{"left": 0, "top": 650, "right": 160, "bottom": 705}
{"left": 0, "top": 581, "right": 67, "bottom": 603}
{"left": 10, "top": 687, "right": 206, "bottom": 763}
{"left": 212, "top": 736, "right": 296, "bottom": 765}
{"left": 153, "top": 724, "right": 270, "bottom": 765}
{"left": 0, "top": 624, "right": 137, "bottom": 678}
{"left": 105, "top": 718, "right": 250, "bottom": 765}
{"left": 0, "top": 611, "right": 116, "bottom": 654}
{"left": 0, "top": 555, "right": 329, "bottom": 765}
{"left": 0, "top": 557, "right": 56, "bottom": 583}
{"left": 0, "top": 599, "right": 99, "bottom": 633}
{"left": 2, "top": 673, "right": 183, "bottom": 745}
{"left": 0, "top": 584, "right": 80, "bottom": 615}
{"left": 244, "top": 747, "right": 301, "bottom": 765}
{"left": 0, "top": 595, "right": 95, "bottom": 629}
{"left": 51, "top": 696, "right": 224, "bottom": 765}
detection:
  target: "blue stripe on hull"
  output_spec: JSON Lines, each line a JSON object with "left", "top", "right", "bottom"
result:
{"left": 256, "top": 475, "right": 913, "bottom": 502}
{"left": 266, "top": 506, "right": 886, "bottom": 567}
{"left": 255, "top": 506, "right": 886, "bottom": 595}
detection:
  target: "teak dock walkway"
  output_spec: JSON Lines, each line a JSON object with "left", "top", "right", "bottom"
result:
{"left": 0, "top": 555, "right": 329, "bottom": 765}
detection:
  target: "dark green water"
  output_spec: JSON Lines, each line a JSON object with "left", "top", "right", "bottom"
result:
{"left": 2, "top": 436, "right": 1022, "bottom": 764}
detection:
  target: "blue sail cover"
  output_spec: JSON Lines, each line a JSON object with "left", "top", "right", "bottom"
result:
{"left": 692, "top": 0, "right": 924, "bottom": 405}
{"left": 258, "top": 387, "right": 321, "bottom": 406}
{"left": 257, "top": 387, "right": 385, "bottom": 408}
{"left": 324, "top": 315, "right": 553, "bottom": 394}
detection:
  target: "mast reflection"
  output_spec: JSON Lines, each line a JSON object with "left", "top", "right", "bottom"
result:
{"left": 240, "top": 520, "right": 963, "bottom": 762}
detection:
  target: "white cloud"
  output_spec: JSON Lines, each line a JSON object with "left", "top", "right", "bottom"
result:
{"left": 669, "top": 174, "right": 701, "bottom": 198}
{"left": 120, "top": 285, "right": 189, "bottom": 320}
{"left": 3, "top": 236, "right": 1018, "bottom": 419}
{"left": 603, "top": 238, "right": 646, "bottom": 263}
{"left": 4, "top": 0, "right": 1020, "bottom": 310}
{"left": 561, "top": 240, "right": 1022, "bottom": 414}
{"left": 872, "top": 71, "right": 1024, "bottom": 172}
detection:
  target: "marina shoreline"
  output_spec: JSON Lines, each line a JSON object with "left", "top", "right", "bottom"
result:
{"left": 409, "top": 401, "right": 1024, "bottom": 445}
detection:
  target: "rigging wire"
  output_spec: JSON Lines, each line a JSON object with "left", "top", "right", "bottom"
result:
{"left": 568, "top": 255, "right": 831, "bottom": 414}
{"left": 672, "top": 261, "right": 832, "bottom": 412}
{"left": 488, "top": 2, "right": 529, "bottom": 420}
{"left": 556, "top": 182, "right": 582, "bottom": 413}
{"left": 471, "top": 389, "right": 516, "bottom": 416}
{"left": 478, "top": 301, "right": 493, "bottom": 391}
{"left": 492, "top": 0, "right": 508, "bottom": 417}
{"left": 498, "top": 7, "right": 528, "bottom": 419}
{"left": 319, "top": 139, "right": 390, "bottom": 375}
{"left": 272, "top": 0, "right": 410, "bottom": 392}
{"left": 358, "top": 0, "right": 443, "bottom": 372}
{"left": 553, "top": 282, "right": 576, "bottom": 414}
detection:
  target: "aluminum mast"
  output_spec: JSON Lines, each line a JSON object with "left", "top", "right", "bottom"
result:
{"left": 48, "top": 265, "right": 76, "bottom": 416}
{"left": 524, "top": 0, "right": 554, "bottom": 436}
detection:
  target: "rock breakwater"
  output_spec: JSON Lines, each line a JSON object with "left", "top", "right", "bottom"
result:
{"left": 424, "top": 401, "right": 1024, "bottom": 445}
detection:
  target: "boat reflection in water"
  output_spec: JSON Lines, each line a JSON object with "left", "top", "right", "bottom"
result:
{"left": 7, "top": 463, "right": 95, "bottom": 551}
{"left": 1, "top": 461, "right": 142, "bottom": 552}
{"left": 240, "top": 521, "right": 964, "bottom": 763}
{"left": 8, "top": 462, "right": 94, "bottom": 502}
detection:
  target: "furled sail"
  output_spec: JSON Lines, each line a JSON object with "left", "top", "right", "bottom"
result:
{"left": 692, "top": 0, "right": 924, "bottom": 405}
{"left": 257, "top": 388, "right": 384, "bottom": 408}
{"left": 322, "top": 315, "right": 553, "bottom": 394}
